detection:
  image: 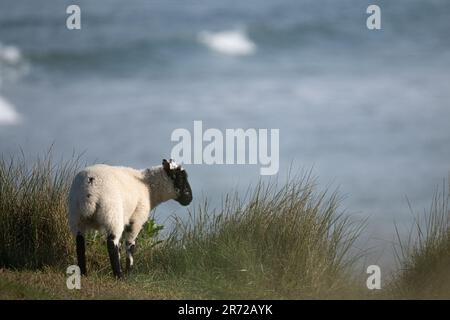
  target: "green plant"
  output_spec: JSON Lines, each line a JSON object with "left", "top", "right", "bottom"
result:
{"left": 138, "top": 219, "right": 164, "bottom": 248}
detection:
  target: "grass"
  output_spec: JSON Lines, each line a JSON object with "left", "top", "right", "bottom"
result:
{"left": 0, "top": 152, "right": 78, "bottom": 269}
{"left": 389, "top": 180, "right": 450, "bottom": 299}
{"left": 144, "top": 176, "right": 366, "bottom": 299}
{"left": 0, "top": 152, "right": 449, "bottom": 299}
{"left": 0, "top": 268, "right": 193, "bottom": 299}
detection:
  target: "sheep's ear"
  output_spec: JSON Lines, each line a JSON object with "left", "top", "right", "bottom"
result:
{"left": 162, "top": 159, "right": 170, "bottom": 173}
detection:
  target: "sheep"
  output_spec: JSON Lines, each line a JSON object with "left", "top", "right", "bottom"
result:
{"left": 68, "top": 159, "right": 192, "bottom": 278}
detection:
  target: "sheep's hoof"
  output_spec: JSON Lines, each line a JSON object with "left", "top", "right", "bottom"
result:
{"left": 126, "top": 261, "right": 134, "bottom": 274}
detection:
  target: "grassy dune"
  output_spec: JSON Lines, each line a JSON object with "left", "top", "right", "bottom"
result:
{"left": 0, "top": 153, "right": 449, "bottom": 299}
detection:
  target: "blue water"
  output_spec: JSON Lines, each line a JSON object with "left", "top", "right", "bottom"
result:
{"left": 1, "top": 0, "right": 450, "bottom": 270}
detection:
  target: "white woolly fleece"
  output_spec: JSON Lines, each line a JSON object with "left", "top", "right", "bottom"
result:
{"left": 68, "top": 164, "right": 178, "bottom": 244}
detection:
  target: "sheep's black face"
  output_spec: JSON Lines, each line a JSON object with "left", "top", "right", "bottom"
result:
{"left": 163, "top": 159, "right": 192, "bottom": 206}
{"left": 173, "top": 169, "right": 192, "bottom": 206}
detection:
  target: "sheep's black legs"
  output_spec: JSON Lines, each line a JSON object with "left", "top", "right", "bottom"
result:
{"left": 125, "top": 241, "right": 136, "bottom": 273}
{"left": 76, "top": 232, "right": 87, "bottom": 276}
{"left": 107, "top": 234, "right": 122, "bottom": 278}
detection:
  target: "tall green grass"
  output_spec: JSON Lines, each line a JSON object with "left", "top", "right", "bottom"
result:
{"left": 143, "top": 174, "right": 366, "bottom": 298}
{"left": 390, "top": 180, "right": 450, "bottom": 299}
{"left": 0, "top": 153, "right": 79, "bottom": 269}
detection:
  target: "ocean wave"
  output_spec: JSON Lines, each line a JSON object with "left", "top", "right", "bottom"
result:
{"left": 0, "top": 43, "right": 22, "bottom": 65}
{"left": 0, "top": 43, "right": 24, "bottom": 125}
{"left": 0, "top": 95, "right": 21, "bottom": 125}
{"left": 198, "top": 29, "right": 256, "bottom": 56}
{"left": 0, "top": 42, "right": 28, "bottom": 86}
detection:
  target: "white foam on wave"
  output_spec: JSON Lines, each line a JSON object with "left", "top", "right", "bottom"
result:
{"left": 0, "top": 43, "right": 22, "bottom": 65}
{"left": 198, "top": 30, "right": 256, "bottom": 56}
{"left": 0, "top": 95, "right": 21, "bottom": 125}
{"left": 0, "top": 41, "right": 27, "bottom": 86}
{"left": 0, "top": 42, "right": 24, "bottom": 125}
